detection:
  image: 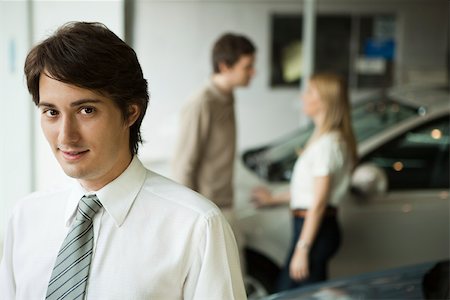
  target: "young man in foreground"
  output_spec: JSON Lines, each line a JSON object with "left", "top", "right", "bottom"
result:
{"left": 0, "top": 22, "right": 246, "bottom": 300}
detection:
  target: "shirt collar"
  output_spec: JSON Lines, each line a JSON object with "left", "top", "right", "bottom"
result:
{"left": 64, "top": 156, "right": 147, "bottom": 227}
{"left": 208, "top": 78, "right": 234, "bottom": 105}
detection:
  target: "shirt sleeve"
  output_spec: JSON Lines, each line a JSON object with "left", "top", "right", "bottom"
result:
{"left": 0, "top": 214, "right": 16, "bottom": 299}
{"left": 311, "top": 136, "right": 343, "bottom": 177}
{"left": 172, "top": 100, "right": 211, "bottom": 190}
{"left": 183, "top": 212, "right": 247, "bottom": 300}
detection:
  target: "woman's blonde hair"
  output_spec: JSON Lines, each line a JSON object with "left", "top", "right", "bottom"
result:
{"left": 309, "top": 72, "right": 358, "bottom": 165}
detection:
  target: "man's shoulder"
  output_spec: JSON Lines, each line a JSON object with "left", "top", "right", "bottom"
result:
{"left": 140, "top": 170, "right": 222, "bottom": 218}
{"left": 10, "top": 186, "right": 72, "bottom": 218}
{"left": 188, "top": 82, "right": 220, "bottom": 107}
{"left": 19, "top": 186, "right": 71, "bottom": 203}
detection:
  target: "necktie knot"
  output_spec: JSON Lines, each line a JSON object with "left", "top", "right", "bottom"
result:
{"left": 77, "top": 194, "right": 102, "bottom": 221}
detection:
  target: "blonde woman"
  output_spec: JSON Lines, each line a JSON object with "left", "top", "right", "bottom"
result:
{"left": 252, "top": 72, "right": 357, "bottom": 291}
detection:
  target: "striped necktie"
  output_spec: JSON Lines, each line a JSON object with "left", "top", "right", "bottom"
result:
{"left": 46, "top": 194, "right": 102, "bottom": 300}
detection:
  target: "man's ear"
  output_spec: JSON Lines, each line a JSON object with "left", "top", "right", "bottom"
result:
{"left": 218, "top": 61, "right": 231, "bottom": 73}
{"left": 127, "top": 104, "right": 140, "bottom": 127}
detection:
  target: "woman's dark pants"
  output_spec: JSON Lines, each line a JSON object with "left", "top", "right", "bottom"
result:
{"left": 276, "top": 215, "right": 341, "bottom": 292}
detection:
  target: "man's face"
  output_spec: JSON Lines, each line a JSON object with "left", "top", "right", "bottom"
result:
{"left": 38, "top": 73, "right": 135, "bottom": 191}
{"left": 227, "top": 54, "right": 256, "bottom": 87}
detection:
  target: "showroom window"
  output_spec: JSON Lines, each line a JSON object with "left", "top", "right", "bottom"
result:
{"left": 270, "top": 13, "right": 396, "bottom": 89}
{"left": 362, "top": 115, "right": 450, "bottom": 190}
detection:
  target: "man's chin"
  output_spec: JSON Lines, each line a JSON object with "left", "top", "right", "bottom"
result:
{"left": 239, "top": 81, "right": 251, "bottom": 87}
{"left": 62, "top": 170, "right": 83, "bottom": 180}
{"left": 59, "top": 164, "right": 88, "bottom": 180}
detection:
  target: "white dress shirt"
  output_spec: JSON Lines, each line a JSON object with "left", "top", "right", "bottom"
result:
{"left": 0, "top": 157, "right": 246, "bottom": 300}
{"left": 290, "top": 132, "right": 352, "bottom": 209}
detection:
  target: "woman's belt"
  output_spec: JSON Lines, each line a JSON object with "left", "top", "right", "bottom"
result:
{"left": 292, "top": 206, "right": 338, "bottom": 218}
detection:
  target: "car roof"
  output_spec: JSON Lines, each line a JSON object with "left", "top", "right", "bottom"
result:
{"left": 263, "top": 261, "right": 441, "bottom": 300}
{"left": 388, "top": 85, "right": 450, "bottom": 113}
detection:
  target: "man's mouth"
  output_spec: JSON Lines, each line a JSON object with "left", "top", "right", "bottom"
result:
{"left": 59, "top": 149, "right": 89, "bottom": 160}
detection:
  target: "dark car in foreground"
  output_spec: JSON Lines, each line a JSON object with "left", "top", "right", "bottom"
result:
{"left": 262, "top": 260, "right": 449, "bottom": 300}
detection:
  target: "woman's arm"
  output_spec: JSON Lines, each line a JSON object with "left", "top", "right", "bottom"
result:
{"left": 251, "top": 186, "right": 290, "bottom": 207}
{"left": 289, "top": 175, "right": 331, "bottom": 281}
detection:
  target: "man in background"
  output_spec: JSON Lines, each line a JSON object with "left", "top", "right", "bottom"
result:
{"left": 172, "top": 32, "right": 256, "bottom": 271}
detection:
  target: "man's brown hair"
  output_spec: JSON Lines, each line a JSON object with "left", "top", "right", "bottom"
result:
{"left": 212, "top": 33, "right": 256, "bottom": 73}
{"left": 24, "top": 21, "right": 149, "bottom": 155}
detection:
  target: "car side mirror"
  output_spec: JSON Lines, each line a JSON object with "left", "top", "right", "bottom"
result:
{"left": 351, "top": 163, "right": 388, "bottom": 198}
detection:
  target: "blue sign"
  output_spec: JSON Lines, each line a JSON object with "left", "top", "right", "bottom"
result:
{"left": 364, "top": 38, "right": 395, "bottom": 60}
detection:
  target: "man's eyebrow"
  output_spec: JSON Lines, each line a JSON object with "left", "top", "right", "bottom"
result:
{"left": 37, "top": 99, "right": 103, "bottom": 108}
{"left": 37, "top": 102, "right": 56, "bottom": 109}
{"left": 70, "top": 99, "right": 103, "bottom": 107}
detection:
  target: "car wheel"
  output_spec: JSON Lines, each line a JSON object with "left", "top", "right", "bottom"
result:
{"left": 245, "top": 248, "right": 280, "bottom": 299}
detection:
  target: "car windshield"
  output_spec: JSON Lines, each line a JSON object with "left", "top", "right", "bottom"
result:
{"left": 352, "top": 99, "right": 417, "bottom": 141}
{"left": 243, "top": 97, "right": 418, "bottom": 182}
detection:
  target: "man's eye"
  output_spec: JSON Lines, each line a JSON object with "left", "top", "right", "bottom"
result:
{"left": 44, "top": 109, "right": 59, "bottom": 117}
{"left": 81, "top": 107, "right": 95, "bottom": 114}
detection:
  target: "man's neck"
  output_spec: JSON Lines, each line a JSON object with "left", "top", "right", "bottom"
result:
{"left": 211, "top": 74, "right": 234, "bottom": 95}
{"left": 78, "top": 154, "right": 134, "bottom": 192}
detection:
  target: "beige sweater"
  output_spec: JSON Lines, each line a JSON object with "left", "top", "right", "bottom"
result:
{"left": 172, "top": 80, "right": 236, "bottom": 208}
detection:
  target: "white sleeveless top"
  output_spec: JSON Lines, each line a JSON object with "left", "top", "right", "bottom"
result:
{"left": 290, "top": 131, "right": 352, "bottom": 209}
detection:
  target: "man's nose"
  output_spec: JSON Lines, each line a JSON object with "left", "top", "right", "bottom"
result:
{"left": 58, "top": 116, "right": 80, "bottom": 144}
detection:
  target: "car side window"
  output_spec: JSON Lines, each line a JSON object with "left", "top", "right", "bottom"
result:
{"left": 361, "top": 115, "right": 449, "bottom": 190}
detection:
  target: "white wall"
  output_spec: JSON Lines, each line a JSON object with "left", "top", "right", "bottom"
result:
{"left": 134, "top": 0, "right": 449, "bottom": 169}
{"left": 0, "top": 0, "right": 34, "bottom": 255}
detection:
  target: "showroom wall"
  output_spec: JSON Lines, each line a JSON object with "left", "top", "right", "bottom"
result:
{"left": 0, "top": 1, "right": 33, "bottom": 256}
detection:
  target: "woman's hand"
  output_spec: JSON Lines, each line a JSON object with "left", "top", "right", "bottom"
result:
{"left": 289, "top": 247, "right": 309, "bottom": 281}
{"left": 251, "top": 186, "right": 273, "bottom": 207}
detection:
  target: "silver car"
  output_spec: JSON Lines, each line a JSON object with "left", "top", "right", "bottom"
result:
{"left": 236, "top": 85, "right": 450, "bottom": 297}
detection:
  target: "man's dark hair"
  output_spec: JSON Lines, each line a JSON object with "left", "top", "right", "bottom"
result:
{"left": 212, "top": 33, "right": 256, "bottom": 73}
{"left": 24, "top": 21, "right": 149, "bottom": 155}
